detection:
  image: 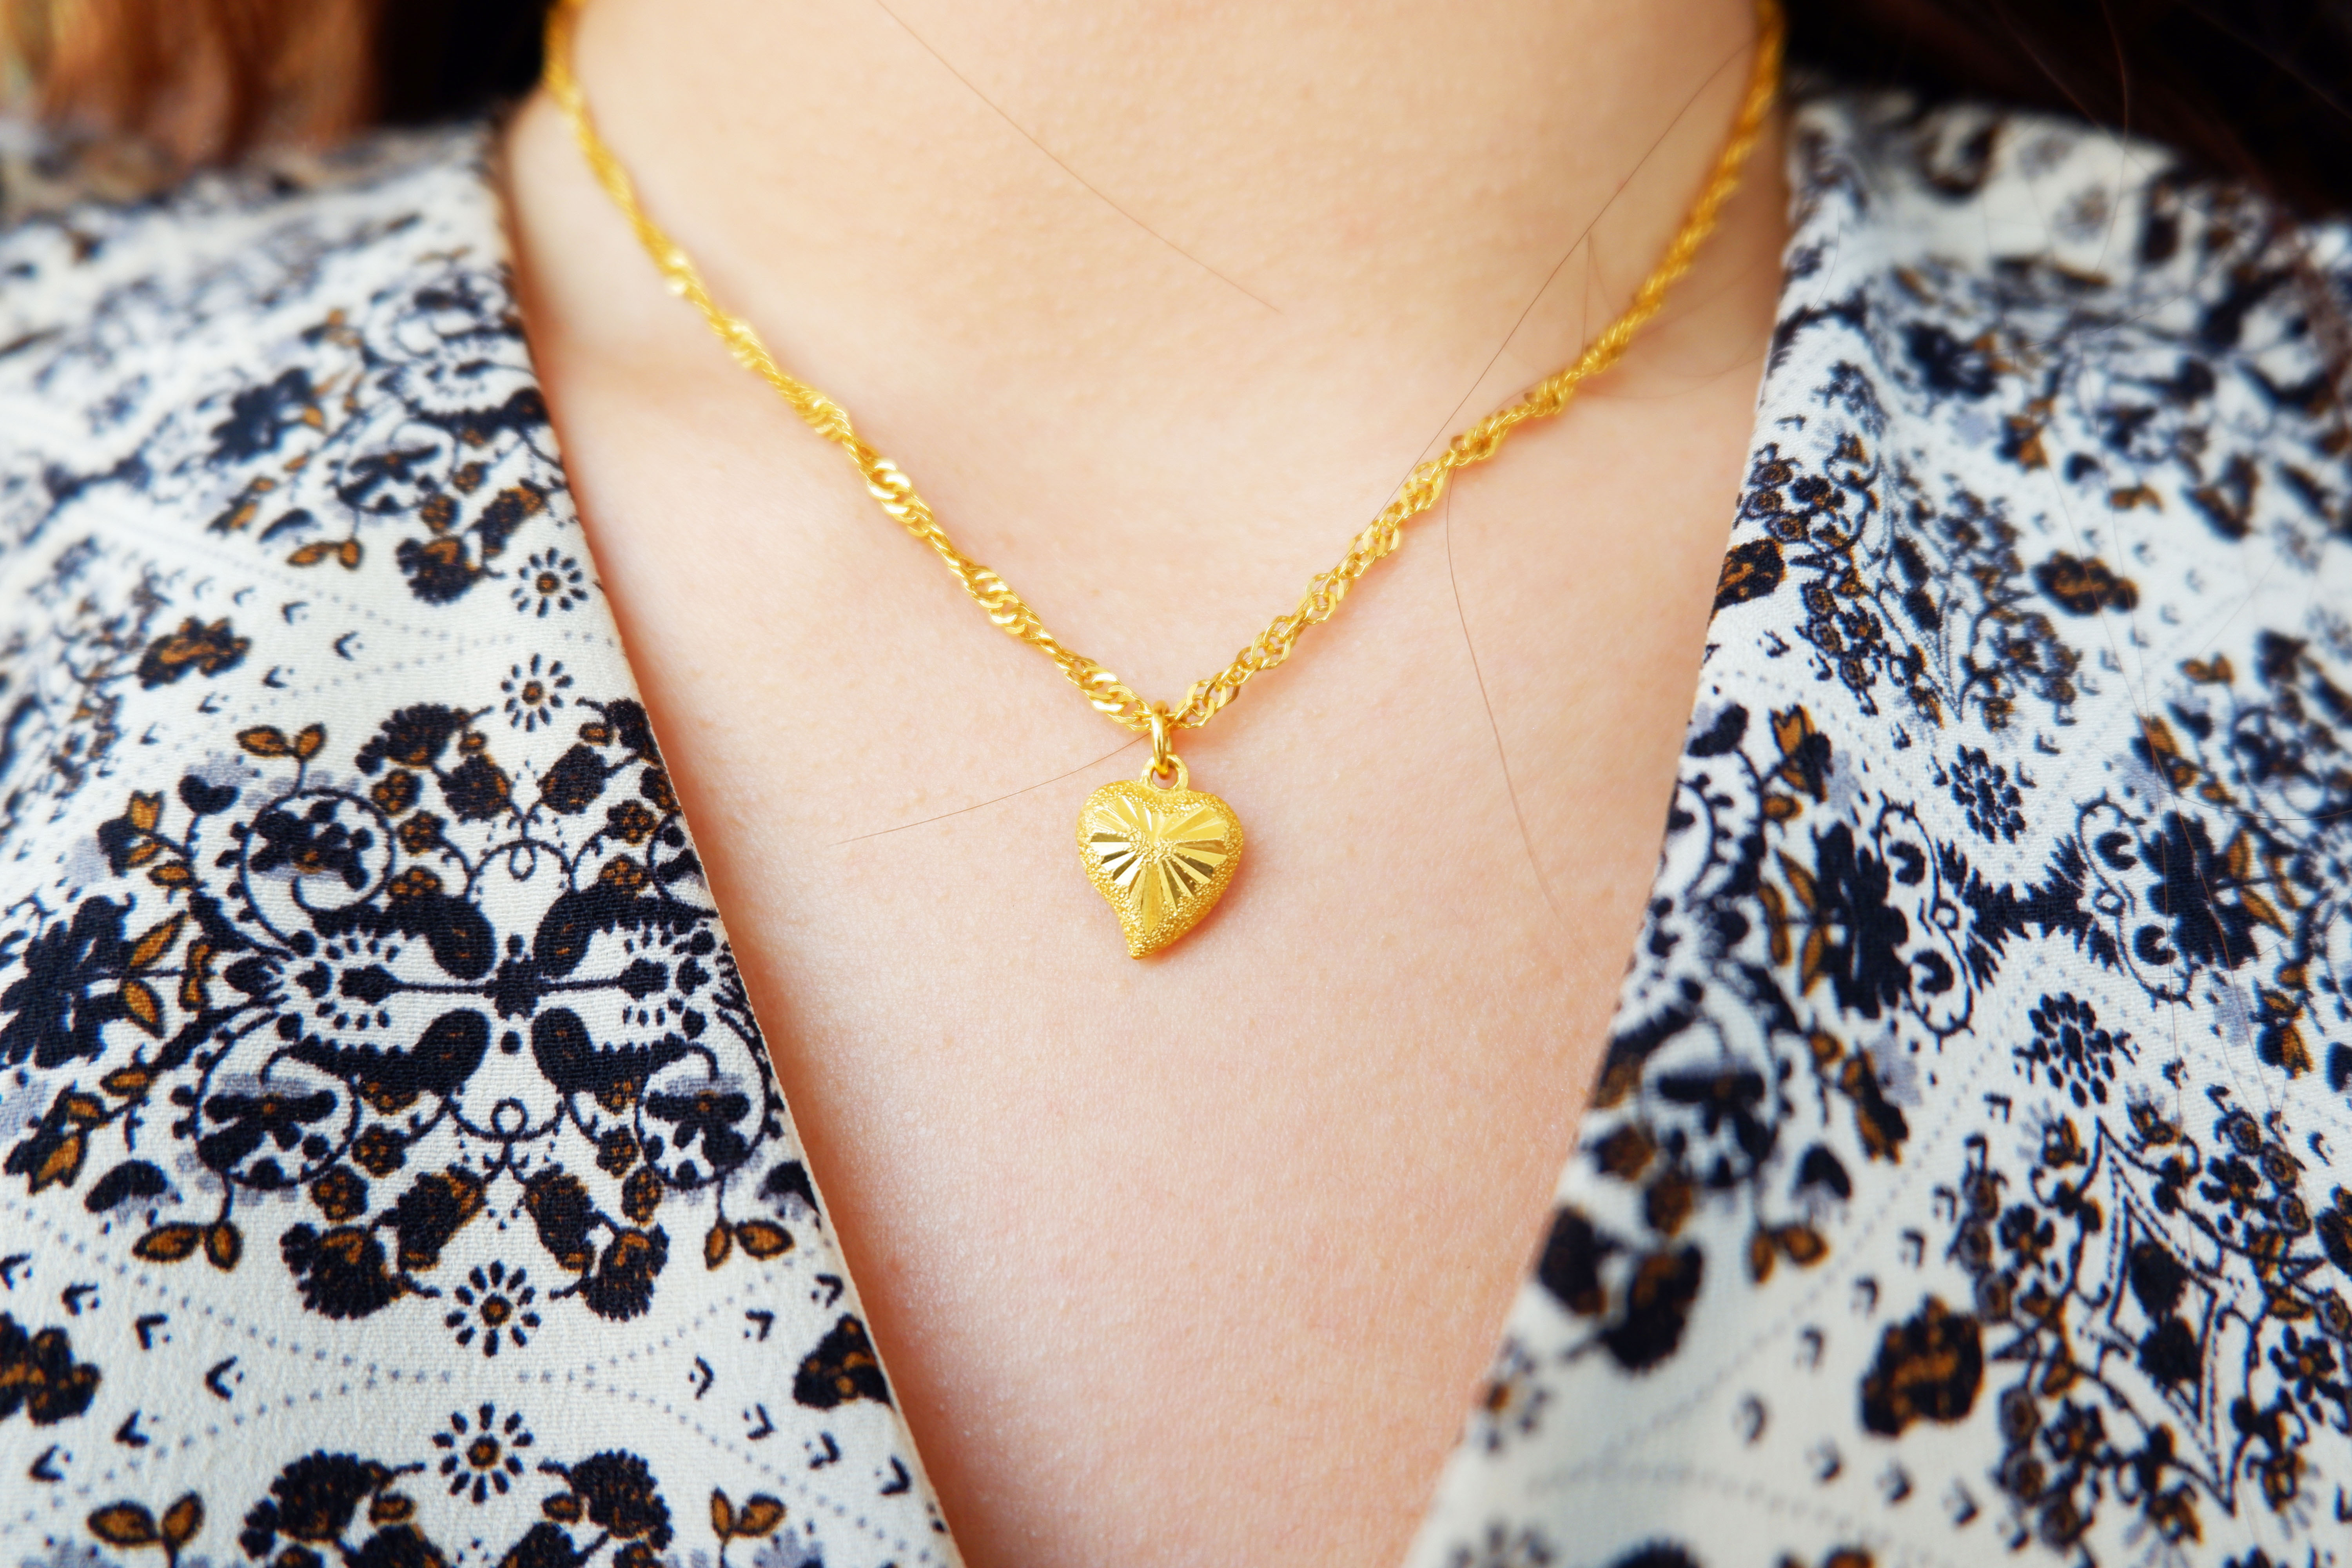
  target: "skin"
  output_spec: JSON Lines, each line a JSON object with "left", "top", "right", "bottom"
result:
{"left": 499, "top": 2, "right": 1787, "bottom": 1562}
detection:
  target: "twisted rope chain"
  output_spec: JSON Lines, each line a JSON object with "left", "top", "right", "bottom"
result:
{"left": 544, "top": 0, "right": 1784, "bottom": 736}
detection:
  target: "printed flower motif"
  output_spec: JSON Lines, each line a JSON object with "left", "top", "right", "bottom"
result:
{"left": 280, "top": 1223, "right": 403, "bottom": 1319}
{"left": 2270, "top": 1324, "right": 2347, "bottom": 1419}
{"left": 549, "top": 1451, "right": 672, "bottom": 1548}
{"left": 6, "top": 1091, "right": 100, "bottom": 1195}
{"left": 445, "top": 1261, "right": 541, "bottom": 1356}
{"left": 433, "top": 1404, "right": 534, "bottom": 1503}
{"left": 234, "top": 1451, "right": 400, "bottom": 1562}
{"left": 2013, "top": 993, "right": 2132, "bottom": 1109}
{"left": 0, "top": 897, "right": 136, "bottom": 1069}
{"left": 2131, "top": 810, "right": 2266, "bottom": 973}
{"left": 137, "top": 615, "right": 252, "bottom": 688}
{"left": 247, "top": 800, "right": 377, "bottom": 891}
{"left": 501, "top": 656, "right": 574, "bottom": 732}
{"left": 578, "top": 1229, "right": 668, "bottom": 1322}
{"left": 0, "top": 1310, "right": 103, "bottom": 1425}
{"left": 1946, "top": 745, "right": 2026, "bottom": 843}
{"left": 440, "top": 755, "right": 512, "bottom": 822}
{"left": 351, "top": 1125, "right": 407, "bottom": 1177}
{"left": 370, "top": 771, "right": 419, "bottom": 815}
{"left": 644, "top": 1088, "right": 752, "bottom": 1182}
{"left": 621, "top": 1167, "right": 664, "bottom": 1225}
{"left": 537, "top": 746, "right": 608, "bottom": 817}
{"left": 512, "top": 550, "right": 589, "bottom": 617}
{"left": 196, "top": 1088, "right": 338, "bottom": 1186}
{"left": 1469, "top": 1337, "right": 1548, "bottom": 1454}
{"left": 397, "top": 534, "right": 483, "bottom": 604}
{"left": 354, "top": 704, "right": 470, "bottom": 774}
{"left": 309, "top": 1165, "right": 369, "bottom": 1223}
{"left": 1771, "top": 822, "right": 1913, "bottom": 1024}
{"left": 604, "top": 800, "right": 657, "bottom": 846}
{"left": 1858, "top": 1296, "right": 1984, "bottom": 1436}
{"left": 792, "top": 1315, "right": 890, "bottom": 1409}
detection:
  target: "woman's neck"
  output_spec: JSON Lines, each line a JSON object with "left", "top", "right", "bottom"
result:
{"left": 547, "top": 0, "right": 1760, "bottom": 328}
{"left": 506, "top": 1, "right": 1780, "bottom": 701}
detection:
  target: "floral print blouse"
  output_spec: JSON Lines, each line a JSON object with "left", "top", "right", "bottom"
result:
{"left": 3, "top": 82, "right": 2351, "bottom": 1568}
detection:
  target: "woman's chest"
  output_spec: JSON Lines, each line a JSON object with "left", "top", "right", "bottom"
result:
{"left": 535, "top": 335, "right": 1767, "bottom": 1562}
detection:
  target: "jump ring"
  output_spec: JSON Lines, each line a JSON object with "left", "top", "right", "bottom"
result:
{"left": 1139, "top": 753, "right": 1189, "bottom": 792}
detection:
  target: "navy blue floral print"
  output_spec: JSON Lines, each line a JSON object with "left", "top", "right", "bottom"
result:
{"left": 0, "top": 123, "right": 946, "bottom": 1568}
{"left": 1413, "top": 92, "right": 2352, "bottom": 1568}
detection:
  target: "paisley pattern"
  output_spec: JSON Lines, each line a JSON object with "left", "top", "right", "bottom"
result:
{"left": 1411, "top": 94, "right": 2352, "bottom": 1568}
{"left": 0, "top": 126, "right": 947, "bottom": 1566}
{"left": 7, "top": 81, "right": 2352, "bottom": 1568}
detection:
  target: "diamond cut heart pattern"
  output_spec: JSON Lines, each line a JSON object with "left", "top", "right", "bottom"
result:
{"left": 1074, "top": 779, "right": 1244, "bottom": 957}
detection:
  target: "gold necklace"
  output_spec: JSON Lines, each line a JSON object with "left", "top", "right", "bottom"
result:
{"left": 542, "top": 0, "right": 1784, "bottom": 957}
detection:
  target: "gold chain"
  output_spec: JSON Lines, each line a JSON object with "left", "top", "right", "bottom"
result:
{"left": 543, "top": 0, "right": 1784, "bottom": 736}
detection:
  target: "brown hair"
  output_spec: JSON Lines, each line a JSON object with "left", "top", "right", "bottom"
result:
{"left": 6, "top": 0, "right": 2352, "bottom": 214}
{"left": 1791, "top": 1, "right": 2352, "bottom": 216}
{"left": 2, "top": 0, "right": 543, "bottom": 166}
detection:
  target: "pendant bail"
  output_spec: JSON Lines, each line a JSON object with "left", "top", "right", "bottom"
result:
{"left": 1145, "top": 705, "right": 1181, "bottom": 788}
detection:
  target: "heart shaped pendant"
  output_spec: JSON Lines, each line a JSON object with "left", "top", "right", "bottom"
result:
{"left": 1075, "top": 760, "right": 1244, "bottom": 958}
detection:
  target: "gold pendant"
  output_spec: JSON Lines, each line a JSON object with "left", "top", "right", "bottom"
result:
{"left": 1075, "top": 741, "right": 1243, "bottom": 958}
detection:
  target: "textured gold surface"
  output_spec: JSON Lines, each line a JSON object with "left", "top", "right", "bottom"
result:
{"left": 1076, "top": 779, "right": 1244, "bottom": 958}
